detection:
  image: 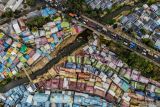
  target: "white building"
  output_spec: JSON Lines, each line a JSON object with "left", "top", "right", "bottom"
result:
{"left": 12, "top": 20, "right": 21, "bottom": 34}
{"left": 4, "top": 0, "right": 23, "bottom": 12}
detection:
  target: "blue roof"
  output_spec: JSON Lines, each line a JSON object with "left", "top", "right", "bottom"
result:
{"left": 73, "top": 104, "right": 80, "bottom": 107}
{"left": 46, "top": 8, "right": 56, "bottom": 15}
{"left": 121, "top": 81, "right": 130, "bottom": 92}
{"left": 135, "top": 91, "right": 145, "bottom": 96}
{"left": 57, "top": 24, "right": 62, "bottom": 30}
{"left": 45, "top": 101, "right": 50, "bottom": 107}
{"left": 51, "top": 33, "right": 59, "bottom": 43}
{"left": 41, "top": 9, "right": 49, "bottom": 17}
{"left": 51, "top": 93, "right": 71, "bottom": 103}
{"left": 41, "top": 8, "right": 57, "bottom": 17}
{"left": 74, "top": 96, "right": 83, "bottom": 104}
{"left": 65, "top": 62, "right": 76, "bottom": 69}
{"left": 0, "top": 64, "right": 4, "bottom": 72}
{"left": 33, "top": 93, "right": 49, "bottom": 103}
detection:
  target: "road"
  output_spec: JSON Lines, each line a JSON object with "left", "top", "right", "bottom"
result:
{"left": 48, "top": 0, "right": 160, "bottom": 66}
{"left": 76, "top": 15, "right": 160, "bottom": 67}
{"left": 0, "top": 31, "right": 89, "bottom": 93}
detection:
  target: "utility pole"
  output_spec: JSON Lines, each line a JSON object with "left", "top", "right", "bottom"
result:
{"left": 22, "top": 67, "right": 32, "bottom": 83}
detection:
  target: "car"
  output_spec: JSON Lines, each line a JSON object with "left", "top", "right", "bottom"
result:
{"left": 97, "top": 29, "right": 102, "bottom": 32}
{"left": 84, "top": 19, "right": 88, "bottom": 22}
{"left": 143, "top": 49, "right": 147, "bottom": 52}
{"left": 142, "top": 52, "right": 146, "bottom": 55}
{"left": 154, "top": 55, "right": 159, "bottom": 59}
{"left": 123, "top": 42, "right": 128, "bottom": 46}
{"left": 83, "top": 21, "right": 86, "bottom": 24}
{"left": 102, "top": 27, "right": 107, "bottom": 31}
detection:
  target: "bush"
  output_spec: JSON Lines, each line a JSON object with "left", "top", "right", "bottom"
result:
{"left": 103, "top": 19, "right": 116, "bottom": 25}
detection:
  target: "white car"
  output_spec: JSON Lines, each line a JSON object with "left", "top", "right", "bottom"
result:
{"left": 83, "top": 21, "right": 86, "bottom": 24}
{"left": 123, "top": 42, "right": 128, "bottom": 46}
{"left": 142, "top": 52, "right": 146, "bottom": 55}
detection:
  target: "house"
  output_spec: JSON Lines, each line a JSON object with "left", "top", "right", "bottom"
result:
{"left": 41, "top": 8, "right": 56, "bottom": 17}
{"left": 26, "top": 95, "right": 33, "bottom": 104}
{"left": 155, "top": 39, "right": 160, "bottom": 50}
{"left": 0, "top": 4, "right": 5, "bottom": 16}
{"left": 26, "top": 84, "right": 37, "bottom": 93}
{"left": 151, "top": 4, "right": 158, "bottom": 12}
{"left": 131, "top": 81, "right": 146, "bottom": 91}
{"left": 33, "top": 93, "right": 49, "bottom": 103}
{"left": 50, "top": 93, "right": 73, "bottom": 104}
{"left": 146, "top": 84, "right": 156, "bottom": 93}
{"left": 18, "top": 17, "right": 27, "bottom": 31}
{"left": 12, "top": 20, "right": 21, "bottom": 34}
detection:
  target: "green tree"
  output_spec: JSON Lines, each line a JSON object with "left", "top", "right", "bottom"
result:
{"left": 142, "top": 38, "right": 154, "bottom": 48}
{"left": 26, "top": 16, "right": 51, "bottom": 29}
{"left": 2, "top": 8, "right": 13, "bottom": 18}
{"left": 103, "top": 19, "right": 116, "bottom": 25}
{"left": 147, "top": 0, "right": 156, "bottom": 5}
{"left": 26, "top": 0, "right": 36, "bottom": 6}
{"left": 140, "top": 29, "right": 146, "bottom": 35}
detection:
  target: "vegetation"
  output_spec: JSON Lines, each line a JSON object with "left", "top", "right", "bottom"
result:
{"left": 26, "top": 0, "right": 36, "bottom": 6}
{"left": 1, "top": 8, "right": 13, "bottom": 18}
{"left": 147, "top": 0, "right": 156, "bottom": 5}
{"left": 64, "top": 0, "right": 85, "bottom": 13}
{"left": 142, "top": 38, "right": 154, "bottom": 48}
{"left": 0, "top": 78, "right": 12, "bottom": 87}
{"left": 26, "top": 16, "right": 51, "bottom": 29}
{"left": 140, "top": 29, "right": 146, "bottom": 35}
{"left": 99, "top": 36, "right": 160, "bottom": 81}
{"left": 103, "top": 19, "right": 116, "bottom": 25}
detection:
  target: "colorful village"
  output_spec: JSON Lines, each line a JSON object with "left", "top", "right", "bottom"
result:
{"left": 0, "top": 7, "right": 82, "bottom": 80}
{"left": 0, "top": 0, "right": 160, "bottom": 107}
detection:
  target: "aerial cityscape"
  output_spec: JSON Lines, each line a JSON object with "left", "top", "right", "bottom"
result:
{"left": 0, "top": 0, "right": 160, "bottom": 107}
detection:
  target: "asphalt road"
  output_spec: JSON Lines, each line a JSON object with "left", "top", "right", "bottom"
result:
{"left": 77, "top": 15, "right": 160, "bottom": 67}
{"left": 0, "top": 31, "right": 89, "bottom": 93}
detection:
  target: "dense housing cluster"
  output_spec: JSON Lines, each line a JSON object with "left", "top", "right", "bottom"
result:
{"left": 120, "top": 4, "right": 160, "bottom": 50}
{"left": 0, "top": 7, "right": 82, "bottom": 80}
{"left": 85, "top": 0, "right": 126, "bottom": 10}
{"left": 0, "top": 0, "right": 160, "bottom": 107}
{"left": 1, "top": 36, "right": 160, "bottom": 106}
{"left": 0, "top": 84, "right": 112, "bottom": 107}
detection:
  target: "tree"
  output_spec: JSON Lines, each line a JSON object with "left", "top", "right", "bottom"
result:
{"left": 140, "top": 28, "right": 146, "bottom": 35}
{"left": 23, "top": 4, "right": 27, "bottom": 9}
{"left": 14, "top": 10, "right": 21, "bottom": 18}
{"left": 26, "top": 0, "right": 36, "bottom": 6}
{"left": 2, "top": 8, "right": 13, "bottom": 18}
{"left": 142, "top": 38, "right": 154, "bottom": 48}
{"left": 113, "top": 24, "right": 117, "bottom": 29}
{"left": 103, "top": 19, "right": 116, "bottom": 25}
{"left": 147, "top": 0, "right": 156, "bottom": 5}
{"left": 26, "top": 16, "right": 51, "bottom": 29}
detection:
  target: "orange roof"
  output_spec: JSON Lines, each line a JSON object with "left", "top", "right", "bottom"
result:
{"left": 69, "top": 13, "right": 76, "bottom": 17}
